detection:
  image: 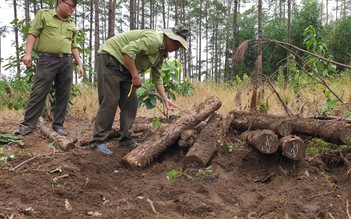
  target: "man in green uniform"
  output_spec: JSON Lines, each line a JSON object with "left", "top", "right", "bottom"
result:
{"left": 16, "top": 0, "right": 84, "bottom": 136}
{"left": 91, "top": 25, "right": 190, "bottom": 155}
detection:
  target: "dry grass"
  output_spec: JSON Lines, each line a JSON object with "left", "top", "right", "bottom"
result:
{"left": 1, "top": 79, "right": 351, "bottom": 125}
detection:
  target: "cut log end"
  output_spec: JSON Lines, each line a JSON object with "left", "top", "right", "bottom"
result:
{"left": 182, "top": 156, "right": 205, "bottom": 169}
{"left": 280, "top": 136, "right": 306, "bottom": 160}
{"left": 254, "top": 133, "right": 279, "bottom": 154}
{"left": 276, "top": 120, "right": 293, "bottom": 137}
{"left": 340, "top": 126, "right": 351, "bottom": 145}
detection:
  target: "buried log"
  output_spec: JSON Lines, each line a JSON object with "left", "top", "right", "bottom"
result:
{"left": 182, "top": 113, "right": 222, "bottom": 169}
{"left": 279, "top": 135, "right": 306, "bottom": 160}
{"left": 78, "top": 123, "right": 151, "bottom": 147}
{"left": 230, "top": 111, "right": 292, "bottom": 136}
{"left": 239, "top": 129, "right": 279, "bottom": 154}
{"left": 122, "top": 96, "right": 222, "bottom": 169}
{"left": 37, "top": 117, "right": 77, "bottom": 151}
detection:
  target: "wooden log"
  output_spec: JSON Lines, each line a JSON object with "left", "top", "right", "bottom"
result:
{"left": 182, "top": 113, "right": 222, "bottom": 168}
{"left": 37, "top": 117, "right": 77, "bottom": 151}
{"left": 231, "top": 111, "right": 292, "bottom": 136}
{"left": 289, "top": 117, "right": 351, "bottom": 145}
{"left": 240, "top": 129, "right": 279, "bottom": 154}
{"left": 279, "top": 135, "right": 306, "bottom": 160}
{"left": 222, "top": 111, "right": 235, "bottom": 135}
{"left": 121, "top": 96, "right": 222, "bottom": 169}
{"left": 78, "top": 123, "right": 151, "bottom": 147}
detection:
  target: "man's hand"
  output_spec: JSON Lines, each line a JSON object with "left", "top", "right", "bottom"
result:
{"left": 165, "top": 99, "right": 176, "bottom": 111}
{"left": 77, "top": 65, "right": 84, "bottom": 78}
{"left": 132, "top": 75, "right": 142, "bottom": 88}
{"left": 22, "top": 54, "right": 32, "bottom": 67}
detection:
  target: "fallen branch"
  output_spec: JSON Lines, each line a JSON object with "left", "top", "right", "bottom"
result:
{"left": 307, "top": 191, "right": 334, "bottom": 201}
{"left": 146, "top": 198, "right": 157, "bottom": 214}
{"left": 9, "top": 156, "right": 37, "bottom": 171}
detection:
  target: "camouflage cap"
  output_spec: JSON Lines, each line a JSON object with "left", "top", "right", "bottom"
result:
{"left": 162, "top": 25, "right": 190, "bottom": 49}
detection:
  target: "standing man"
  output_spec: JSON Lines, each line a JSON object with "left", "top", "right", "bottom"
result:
{"left": 91, "top": 25, "right": 190, "bottom": 155}
{"left": 16, "top": 0, "right": 84, "bottom": 136}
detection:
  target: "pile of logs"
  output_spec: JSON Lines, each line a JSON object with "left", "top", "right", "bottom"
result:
{"left": 33, "top": 95, "right": 351, "bottom": 170}
{"left": 224, "top": 111, "right": 351, "bottom": 161}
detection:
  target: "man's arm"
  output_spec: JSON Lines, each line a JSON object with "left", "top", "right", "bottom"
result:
{"left": 22, "top": 34, "right": 37, "bottom": 67}
{"left": 72, "top": 48, "right": 84, "bottom": 78}
{"left": 123, "top": 54, "right": 142, "bottom": 88}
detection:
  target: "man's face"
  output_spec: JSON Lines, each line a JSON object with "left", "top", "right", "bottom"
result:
{"left": 59, "top": 0, "right": 76, "bottom": 17}
{"left": 165, "top": 37, "right": 183, "bottom": 52}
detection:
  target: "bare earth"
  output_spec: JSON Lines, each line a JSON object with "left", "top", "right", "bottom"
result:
{"left": 0, "top": 117, "right": 350, "bottom": 219}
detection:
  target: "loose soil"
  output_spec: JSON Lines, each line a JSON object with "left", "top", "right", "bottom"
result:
{"left": 0, "top": 117, "right": 350, "bottom": 219}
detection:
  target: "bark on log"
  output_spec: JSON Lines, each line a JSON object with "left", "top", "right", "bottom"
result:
{"left": 279, "top": 135, "right": 306, "bottom": 160}
{"left": 230, "top": 111, "right": 292, "bottom": 136}
{"left": 240, "top": 129, "right": 279, "bottom": 154}
{"left": 37, "top": 117, "right": 77, "bottom": 151}
{"left": 182, "top": 113, "right": 222, "bottom": 169}
{"left": 289, "top": 117, "right": 351, "bottom": 145}
{"left": 121, "top": 96, "right": 222, "bottom": 169}
{"left": 222, "top": 111, "right": 235, "bottom": 135}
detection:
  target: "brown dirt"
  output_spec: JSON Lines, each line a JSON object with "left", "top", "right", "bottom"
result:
{"left": 1, "top": 117, "right": 351, "bottom": 219}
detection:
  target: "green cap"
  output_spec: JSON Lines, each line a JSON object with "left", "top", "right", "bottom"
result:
{"left": 162, "top": 25, "right": 190, "bottom": 49}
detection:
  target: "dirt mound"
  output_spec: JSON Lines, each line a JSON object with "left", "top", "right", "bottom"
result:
{"left": 1, "top": 118, "right": 350, "bottom": 219}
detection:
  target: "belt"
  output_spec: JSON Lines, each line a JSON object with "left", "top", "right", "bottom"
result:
{"left": 40, "top": 52, "right": 72, "bottom": 58}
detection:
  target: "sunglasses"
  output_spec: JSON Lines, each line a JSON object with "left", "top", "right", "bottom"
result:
{"left": 62, "top": 0, "right": 76, "bottom": 10}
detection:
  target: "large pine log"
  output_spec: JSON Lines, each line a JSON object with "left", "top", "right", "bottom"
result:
{"left": 279, "top": 135, "right": 306, "bottom": 160}
{"left": 122, "top": 96, "right": 222, "bottom": 169}
{"left": 239, "top": 129, "right": 279, "bottom": 154}
{"left": 230, "top": 111, "right": 292, "bottom": 136}
{"left": 37, "top": 117, "right": 77, "bottom": 151}
{"left": 182, "top": 113, "right": 222, "bottom": 169}
{"left": 289, "top": 117, "right": 351, "bottom": 145}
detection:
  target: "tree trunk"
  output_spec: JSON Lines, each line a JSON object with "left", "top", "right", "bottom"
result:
{"left": 279, "top": 135, "right": 306, "bottom": 160}
{"left": 239, "top": 129, "right": 279, "bottom": 154}
{"left": 230, "top": 111, "right": 292, "bottom": 136}
{"left": 230, "top": 0, "right": 238, "bottom": 80}
{"left": 94, "top": 0, "right": 100, "bottom": 82}
{"left": 108, "top": 0, "right": 116, "bottom": 38}
{"left": 122, "top": 96, "right": 222, "bottom": 169}
{"left": 182, "top": 113, "right": 222, "bottom": 169}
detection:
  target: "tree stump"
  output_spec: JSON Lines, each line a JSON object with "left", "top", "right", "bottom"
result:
{"left": 240, "top": 129, "right": 279, "bottom": 154}
{"left": 122, "top": 96, "right": 222, "bottom": 169}
{"left": 182, "top": 113, "right": 222, "bottom": 169}
{"left": 279, "top": 135, "right": 306, "bottom": 160}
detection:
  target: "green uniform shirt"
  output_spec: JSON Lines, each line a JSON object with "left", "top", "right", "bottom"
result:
{"left": 99, "top": 30, "right": 168, "bottom": 85}
{"left": 29, "top": 9, "right": 78, "bottom": 54}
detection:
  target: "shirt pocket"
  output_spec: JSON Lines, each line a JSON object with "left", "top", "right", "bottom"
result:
{"left": 44, "top": 21, "right": 59, "bottom": 35}
{"left": 64, "top": 25, "right": 76, "bottom": 40}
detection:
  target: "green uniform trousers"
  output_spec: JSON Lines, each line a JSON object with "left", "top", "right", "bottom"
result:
{"left": 91, "top": 53, "right": 137, "bottom": 146}
{"left": 22, "top": 54, "right": 73, "bottom": 129}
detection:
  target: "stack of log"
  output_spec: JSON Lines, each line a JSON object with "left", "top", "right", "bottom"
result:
{"left": 224, "top": 111, "right": 351, "bottom": 161}
{"left": 122, "top": 96, "right": 222, "bottom": 169}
